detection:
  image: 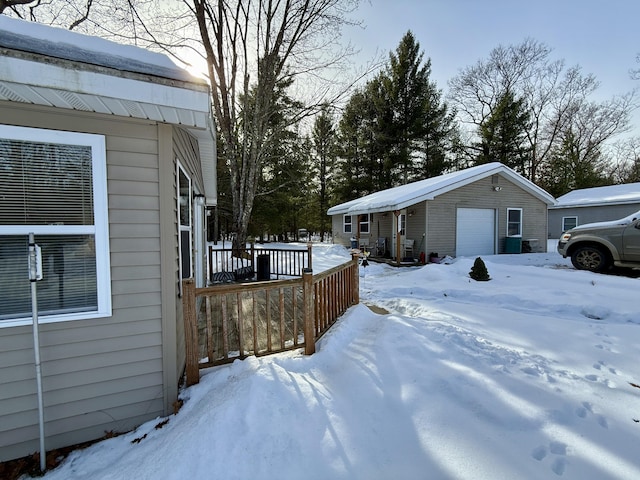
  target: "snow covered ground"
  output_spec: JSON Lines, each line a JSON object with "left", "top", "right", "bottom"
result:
{"left": 40, "top": 242, "right": 640, "bottom": 480}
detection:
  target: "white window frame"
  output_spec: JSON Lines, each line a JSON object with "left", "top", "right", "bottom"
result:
{"left": 359, "top": 213, "right": 371, "bottom": 234}
{"left": 562, "top": 216, "right": 578, "bottom": 232}
{"left": 343, "top": 214, "right": 352, "bottom": 234}
{"left": 177, "top": 162, "right": 193, "bottom": 280}
{"left": 507, "top": 207, "right": 523, "bottom": 237}
{"left": 0, "top": 125, "right": 111, "bottom": 328}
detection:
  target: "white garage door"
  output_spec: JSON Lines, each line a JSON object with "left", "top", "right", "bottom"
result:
{"left": 456, "top": 208, "right": 495, "bottom": 257}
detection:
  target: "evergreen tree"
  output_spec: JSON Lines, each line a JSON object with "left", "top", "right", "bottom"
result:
{"left": 382, "top": 30, "right": 455, "bottom": 183}
{"left": 312, "top": 107, "right": 338, "bottom": 240}
{"left": 475, "top": 90, "right": 531, "bottom": 174}
{"left": 333, "top": 30, "right": 458, "bottom": 201}
{"left": 469, "top": 257, "right": 491, "bottom": 281}
{"left": 539, "top": 128, "right": 612, "bottom": 197}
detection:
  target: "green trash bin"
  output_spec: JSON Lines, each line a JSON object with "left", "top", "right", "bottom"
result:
{"left": 504, "top": 236, "right": 522, "bottom": 254}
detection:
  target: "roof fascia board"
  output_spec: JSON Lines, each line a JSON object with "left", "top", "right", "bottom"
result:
{"left": 1, "top": 55, "right": 209, "bottom": 116}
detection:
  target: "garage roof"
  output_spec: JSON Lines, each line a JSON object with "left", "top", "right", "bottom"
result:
{"left": 327, "top": 163, "right": 556, "bottom": 216}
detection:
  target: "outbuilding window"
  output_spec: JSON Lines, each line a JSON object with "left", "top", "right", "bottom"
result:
{"left": 0, "top": 125, "right": 111, "bottom": 327}
{"left": 359, "top": 214, "right": 371, "bottom": 234}
{"left": 507, "top": 208, "right": 523, "bottom": 236}
{"left": 343, "top": 214, "right": 352, "bottom": 233}
{"left": 562, "top": 216, "right": 577, "bottom": 232}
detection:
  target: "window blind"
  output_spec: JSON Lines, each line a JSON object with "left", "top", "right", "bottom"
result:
{"left": 0, "top": 136, "right": 98, "bottom": 322}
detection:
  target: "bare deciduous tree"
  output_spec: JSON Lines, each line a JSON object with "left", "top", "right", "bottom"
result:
{"left": 190, "top": 0, "right": 362, "bottom": 249}
{"left": 4, "top": 0, "right": 365, "bottom": 249}
{"left": 448, "top": 38, "right": 634, "bottom": 184}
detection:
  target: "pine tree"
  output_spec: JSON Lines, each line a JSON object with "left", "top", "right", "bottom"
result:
{"left": 312, "top": 107, "right": 337, "bottom": 240}
{"left": 469, "top": 257, "right": 491, "bottom": 281}
{"left": 333, "top": 30, "right": 458, "bottom": 199}
{"left": 475, "top": 90, "right": 531, "bottom": 175}
{"left": 382, "top": 30, "right": 455, "bottom": 183}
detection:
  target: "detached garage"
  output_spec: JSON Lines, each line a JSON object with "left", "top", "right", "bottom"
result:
{"left": 328, "top": 163, "right": 555, "bottom": 262}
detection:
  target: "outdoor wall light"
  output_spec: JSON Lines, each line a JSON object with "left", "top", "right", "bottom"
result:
{"left": 493, "top": 186, "right": 503, "bottom": 192}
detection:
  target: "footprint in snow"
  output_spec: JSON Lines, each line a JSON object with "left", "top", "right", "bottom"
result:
{"left": 532, "top": 445, "right": 547, "bottom": 461}
{"left": 552, "top": 457, "right": 567, "bottom": 476}
{"left": 581, "top": 306, "right": 610, "bottom": 320}
{"left": 532, "top": 441, "right": 569, "bottom": 476}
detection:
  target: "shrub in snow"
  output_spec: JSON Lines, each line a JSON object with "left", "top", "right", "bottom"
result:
{"left": 469, "top": 257, "right": 490, "bottom": 281}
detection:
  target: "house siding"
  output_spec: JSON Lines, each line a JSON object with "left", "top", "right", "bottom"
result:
{"left": 0, "top": 102, "right": 169, "bottom": 462}
{"left": 548, "top": 203, "right": 640, "bottom": 238}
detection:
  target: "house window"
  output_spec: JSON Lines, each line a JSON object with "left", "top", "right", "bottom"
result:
{"left": 178, "top": 164, "right": 192, "bottom": 279}
{"left": 343, "top": 215, "right": 352, "bottom": 234}
{"left": 507, "top": 208, "right": 523, "bottom": 236}
{"left": 359, "top": 214, "right": 371, "bottom": 234}
{"left": 0, "top": 125, "right": 110, "bottom": 327}
{"left": 562, "top": 216, "right": 577, "bottom": 232}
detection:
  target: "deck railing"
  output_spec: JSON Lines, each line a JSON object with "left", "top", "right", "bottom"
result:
{"left": 208, "top": 243, "right": 312, "bottom": 281}
{"left": 182, "top": 254, "right": 359, "bottom": 386}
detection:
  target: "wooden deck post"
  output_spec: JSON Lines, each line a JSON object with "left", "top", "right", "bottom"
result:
{"left": 302, "top": 268, "right": 315, "bottom": 355}
{"left": 307, "top": 242, "right": 313, "bottom": 272}
{"left": 351, "top": 253, "right": 360, "bottom": 305}
{"left": 182, "top": 278, "right": 200, "bottom": 386}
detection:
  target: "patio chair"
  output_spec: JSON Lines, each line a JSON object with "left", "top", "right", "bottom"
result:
{"left": 403, "top": 239, "right": 415, "bottom": 259}
{"left": 359, "top": 237, "right": 370, "bottom": 252}
{"left": 375, "top": 237, "right": 386, "bottom": 256}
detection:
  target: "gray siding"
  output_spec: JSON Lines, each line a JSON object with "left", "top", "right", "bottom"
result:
{"left": 548, "top": 203, "right": 640, "bottom": 238}
{"left": 0, "top": 102, "right": 169, "bottom": 462}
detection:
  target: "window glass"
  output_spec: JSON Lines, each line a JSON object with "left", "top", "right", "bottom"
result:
{"left": 562, "top": 216, "right": 577, "bottom": 231}
{"left": 0, "top": 235, "right": 97, "bottom": 320}
{"left": 359, "top": 214, "right": 370, "bottom": 233}
{"left": 507, "top": 208, "right": 522, "bottom": 236}
{"left": 0, "top": 125, "right": 110, "bottom": 326}
{"left": 343, "top": 215, "right": 352, "bottom": 233}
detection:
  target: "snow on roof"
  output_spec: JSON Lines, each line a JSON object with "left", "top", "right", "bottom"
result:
{"left": 572, "top": 209, "right": 640, "bottom": 230}
{"left": 327, "top": 163, "right": 555, "bottom": 215}
{"left": 551, "top": 183, "right": 640, "bottom": 209}
{"left": 0, "top": 15, "right": 198, "bottom": 83}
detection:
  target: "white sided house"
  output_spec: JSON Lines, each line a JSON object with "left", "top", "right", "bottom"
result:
{"left": 548, "top": 183, "right": 640, "bottom": 238}
{"left": 328, "top": 163, "right": 555, "bottom": 261}
{"left": 0, "top": 17, "right": 216, "bottom": 461}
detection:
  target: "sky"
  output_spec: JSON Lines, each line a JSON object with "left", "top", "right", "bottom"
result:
{"left": 346, "top": 0, "right": 640, "bottom": 103}
{"left": 39, "top": 241, "right": 640, "bottom": 480}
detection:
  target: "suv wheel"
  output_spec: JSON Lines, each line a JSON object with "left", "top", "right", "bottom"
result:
{"left": 571, "top": 245, "right": 610, "bottom": 272}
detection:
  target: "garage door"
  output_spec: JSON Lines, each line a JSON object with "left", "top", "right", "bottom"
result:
{"left": 456, "top": 208, "right": 495, "bottom": 257}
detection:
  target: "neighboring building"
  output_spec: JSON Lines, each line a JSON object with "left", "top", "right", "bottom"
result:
{"left": 0, "top": 17, "right": 216, "bottom": 461}
{"left": 548, "top": 183, "right": 640, "bottom": 238}
{"left": 328, "top": 163, "right": 555, "bottom": 261}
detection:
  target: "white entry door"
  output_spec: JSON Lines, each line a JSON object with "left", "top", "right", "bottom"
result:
{"left": 456, "top": 208, "right": 495, "bottom": 256}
